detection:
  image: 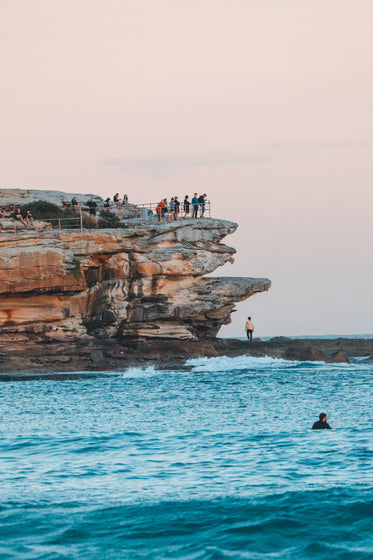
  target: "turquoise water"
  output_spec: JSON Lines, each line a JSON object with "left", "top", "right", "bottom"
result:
{"left": 1, "top": 356, "right": 372, "bottom": 559}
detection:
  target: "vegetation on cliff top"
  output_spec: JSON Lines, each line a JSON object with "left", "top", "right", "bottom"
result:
{"left": 17, "top": 200, "right": 97, "bottom": 229}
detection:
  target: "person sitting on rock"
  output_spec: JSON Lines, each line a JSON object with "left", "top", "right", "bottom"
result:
{"left": 26, "top": 210, "right": 34, "bottom": 226}
{"left": 0, "top": 207, "right": 5, "bottom": 219}
{"left": 71, "top": 197, "right": 79, "bottom": 211}
{"left": 104, "top": 197, "right": 111, "bottom": 208}
{"left": 113, "top": 193, "right": 122, "bottom": 205}
{"left": 312, "top": 413, "right": 332, "bottom": 429}
{"left": 15, "top": 208, "right": 29, "bottom": 227}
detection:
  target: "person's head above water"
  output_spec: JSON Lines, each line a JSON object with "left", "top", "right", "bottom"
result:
{"left": 319, "top": 413, "right": 327, "bottom": 422}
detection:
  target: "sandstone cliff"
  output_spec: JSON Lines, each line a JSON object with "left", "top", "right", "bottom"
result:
{"left": 0, "top": 219, "right": 270, "bottom": 343}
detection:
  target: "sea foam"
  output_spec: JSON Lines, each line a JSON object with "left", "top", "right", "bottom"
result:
{"left": 186, "top": 354, "right": 301, "bottom": 372}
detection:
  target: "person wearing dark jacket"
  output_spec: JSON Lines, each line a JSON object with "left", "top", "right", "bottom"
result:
{"left": 174, "top": 197, "right": 180, "bottom": 220}
{"left": 198, "top": 193, "right": 206, "bottom": 217}
{"left": 86, "top": 197, "right": 97, "bottom": 216}
{"left": 312, "top": 413, "right": 332, "bottom": 429}
{"left": 183, "top": 195, "right": 190, "bottom": 218}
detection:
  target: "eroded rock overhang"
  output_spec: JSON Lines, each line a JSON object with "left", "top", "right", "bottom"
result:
{"left": 0, "top": 218, "right": 271, "bottom": 341}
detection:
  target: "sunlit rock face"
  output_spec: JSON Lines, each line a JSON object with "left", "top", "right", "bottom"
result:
{"left": 0, "top": 219, "right": 270, "bottom": 341}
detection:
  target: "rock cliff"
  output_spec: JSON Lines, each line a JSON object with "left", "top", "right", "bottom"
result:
{"left": 0, "top": 219, "right": 270, "bottom": 344}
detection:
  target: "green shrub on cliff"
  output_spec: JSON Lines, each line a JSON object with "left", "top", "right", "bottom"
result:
{"left": 18, "top": 200, "right": 60, "bottom": 221}
{"left": 98, "top": 209, "right": 122, "bottom": 228}
{"left": 17, "top": 200, "right": 97, "bottom": 229}
{"left": 68, "top": 258, "right": 82, "bottom": 281}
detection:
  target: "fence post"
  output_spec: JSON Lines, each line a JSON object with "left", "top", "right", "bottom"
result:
{"left": 58, "top": 218, "right": 61, "bottom": 237}
{"left": 14, "top": 221, "right": 16, "bottom": 235}
{"left": 80, "top": 210, "right": 83, "bottom": 233}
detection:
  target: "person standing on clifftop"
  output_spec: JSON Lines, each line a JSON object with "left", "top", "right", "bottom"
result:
{"left": 86, "top": 197, "right": 97, "bottom": 218}
{"left": 198, "top": 193, "right": 207, "bottom": 217}
{"left": 156, "top": 199, "right": 165, "bottom": 222}
{"left": 245, "top": 317, "right": 254, "bottom": 342}
{"left": 183, "top": 195, "right": 190, "bottom": 219}
{"left": 169, "top": 197, "right": 175, "bottom": 221}
{"left": 174, "top": 196, "right": 180, "bottom": 220}
{"left": 192, "top": 193, "right": 199, "bottom": 218}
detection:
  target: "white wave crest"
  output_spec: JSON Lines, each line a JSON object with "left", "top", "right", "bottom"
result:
{"left": 120, "top": 365, "right": 160, "bottom": 379}
{"left": 186, "top": 355, "right": 300, "bottom": 373}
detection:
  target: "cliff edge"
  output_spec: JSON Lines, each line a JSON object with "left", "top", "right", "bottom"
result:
{"left": 0, "top": 218, "right": 270, "bottom": 345}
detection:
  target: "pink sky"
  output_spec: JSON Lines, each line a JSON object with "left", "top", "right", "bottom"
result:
{"left": 1, "top": 0, "right": 372, "bottom": 336}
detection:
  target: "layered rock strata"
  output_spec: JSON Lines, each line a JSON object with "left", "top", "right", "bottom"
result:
{"left": 0, "top": 219, "right": 270, "bottom": 346}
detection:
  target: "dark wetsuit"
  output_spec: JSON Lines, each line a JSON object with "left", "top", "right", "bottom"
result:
{"left": 312, "top": 420, "right": 332, "bottom": 429}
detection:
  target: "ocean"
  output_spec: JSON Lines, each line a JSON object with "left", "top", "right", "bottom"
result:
{"left": 1, "top": 355, "right": 372, "bottom": 559}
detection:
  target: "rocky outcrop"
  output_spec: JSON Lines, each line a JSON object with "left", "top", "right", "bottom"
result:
{"left": 0, "top": 218, "right": 270, "bottom": 344}
{"left": 1, "top": 337, "right": 372, "bottom": 375}
{"left": 0, "top": 188, "right": 101, "bottom": 207}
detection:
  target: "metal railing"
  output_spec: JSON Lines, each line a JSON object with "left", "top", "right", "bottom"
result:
{"left": 131, "top": 200, "right": 212, "bottom": 223}
{"left": 0, "top": 200, "right": 212, "bottom": 238}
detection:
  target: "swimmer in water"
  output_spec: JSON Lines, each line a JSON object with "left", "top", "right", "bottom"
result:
{"left": 312, "top": 412, "right": 332, "bottom": 429}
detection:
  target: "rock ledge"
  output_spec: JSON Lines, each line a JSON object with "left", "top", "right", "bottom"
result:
{"left": 0, "top": 218, "right": 270, "bottom": 352}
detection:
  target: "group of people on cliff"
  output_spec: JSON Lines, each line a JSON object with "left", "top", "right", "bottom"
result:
{"left": 71, "top": 194, "right": 129, "bottom": 214}
{"left": 156, "top": 193, "right": 208, "bottom": 222}
{"left": 70, "top": 192, "right": 209, "bottom": 223}
{"left": 0, "top": 207, "right": 34, "bottom": 227}
{"left": 104, "top": 193, "right": 129, "bottom": 208}
{"left": 14, "top": 208, "right": 34, "bottom": 227}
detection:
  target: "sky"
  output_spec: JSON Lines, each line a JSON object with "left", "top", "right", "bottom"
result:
{"left": 1, "top": 0, "right": 372, "bottom": 337}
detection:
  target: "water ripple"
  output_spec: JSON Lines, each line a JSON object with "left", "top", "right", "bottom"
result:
{"left": 0, "top": 356, "right": 372, "bottom": 558}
